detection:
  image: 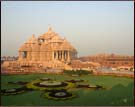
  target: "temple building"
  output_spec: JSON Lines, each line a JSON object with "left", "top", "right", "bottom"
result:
{"left": 18, "top": 27, "right": 77, "bottom": 63}
{"left": 3, "top": 27, "right": 77, "bottom": 69}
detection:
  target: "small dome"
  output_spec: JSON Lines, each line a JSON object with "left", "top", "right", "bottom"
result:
{"left": 60, "top": 41, "right": 77, "bottom": 51}
{"left": 19, "top": 44, "right": 32, "bottom": 51}
{"left": 26, "top": 35, "right": 38, "bottom": 44}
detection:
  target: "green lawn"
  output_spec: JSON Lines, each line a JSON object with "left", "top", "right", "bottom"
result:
{"left": 1, "top": 74, "right": 134, "bottom": 106}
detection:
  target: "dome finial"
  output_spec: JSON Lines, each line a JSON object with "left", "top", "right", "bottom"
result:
{"left": 32, "top": 34, "right": 35, "bottom": 37}
{"left": 48, "top": 24, "right": 52, "bottom": 31}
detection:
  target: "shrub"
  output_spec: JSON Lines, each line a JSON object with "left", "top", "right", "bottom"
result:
{"left": 63, "top": 70, "right": 92, "bottom": 75}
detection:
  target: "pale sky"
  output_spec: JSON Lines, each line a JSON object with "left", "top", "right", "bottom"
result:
{"left": 1, "top": 1, "right": 134, "bottom": 57}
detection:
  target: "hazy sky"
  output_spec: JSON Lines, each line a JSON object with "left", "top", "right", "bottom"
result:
{"left": 1, "top": 1, "right": 134, "bottom": 57}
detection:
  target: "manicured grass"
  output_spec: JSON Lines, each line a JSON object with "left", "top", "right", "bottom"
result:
{"left": 1, "top": 74, "right": 134, "bottom": 106}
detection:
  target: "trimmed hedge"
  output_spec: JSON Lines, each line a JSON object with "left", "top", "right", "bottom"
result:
{"left": 63, "top": 70, "right": 92, "bottom": 75}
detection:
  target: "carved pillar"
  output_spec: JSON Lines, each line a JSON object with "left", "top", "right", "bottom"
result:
{"left": 54, "top": 51, "right": 55, "bottom": 60}
{"left": 56, "top": 51, "right": 58, "bottom": 60}
{"left": 63, "top": 51, "right": 65, "bottom": 60}
{"left": 62, "top": 51, "right": 64, "bottom": 61}
{"left": 54, "top": 51, "right": 56, "bottom": 60}
{"left": 60, "top": 51, "right": 62, "bottom": 60}
{"left": 58, "top": 51, "right": 60, "bottom": 60}
{"left": 67, "top": 51, "right": 70, "bottom": 62}
{"left": 66, "top": 51, "right": 68, "bottom": 60}
{"left": 64, "top": 51, "right": 66, "bottom": 61}
{"left": 59, "top": 51, "right": 61, "bottom": 60}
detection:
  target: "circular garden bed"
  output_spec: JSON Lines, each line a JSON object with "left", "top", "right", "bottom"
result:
{"left": 43, "top": 89, "right": 76, "bottom": 100}
{"left": 25, "top": 80, "right": 75, "bottom": 91}
{"left": 34, "top": 81, "right": 68, "bottom": 87}
{"left": 1, "top": 87, "right": 30, "bottom": 95}
{"left": 8, "top": 81, "right": 29, "bottom": 85}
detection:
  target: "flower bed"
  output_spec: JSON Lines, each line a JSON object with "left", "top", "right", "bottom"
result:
{"left": 34, "top": 81, "right": 67, "bottom": 87}
{"left": 8, "top": 81, "right": 29, "bottom": 85}
{"left": 1, "top": 87, "right": 29, "bottom": 95}
{"left": 43, "top": 89, "right": 76, "bottom": 100}
{"left": 25, "top": 80, "right": 75, "bottom": 91}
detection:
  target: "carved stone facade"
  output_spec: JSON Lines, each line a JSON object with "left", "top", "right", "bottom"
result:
{"left": 16, "top": 27, "right": 77, "bottom": 69}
